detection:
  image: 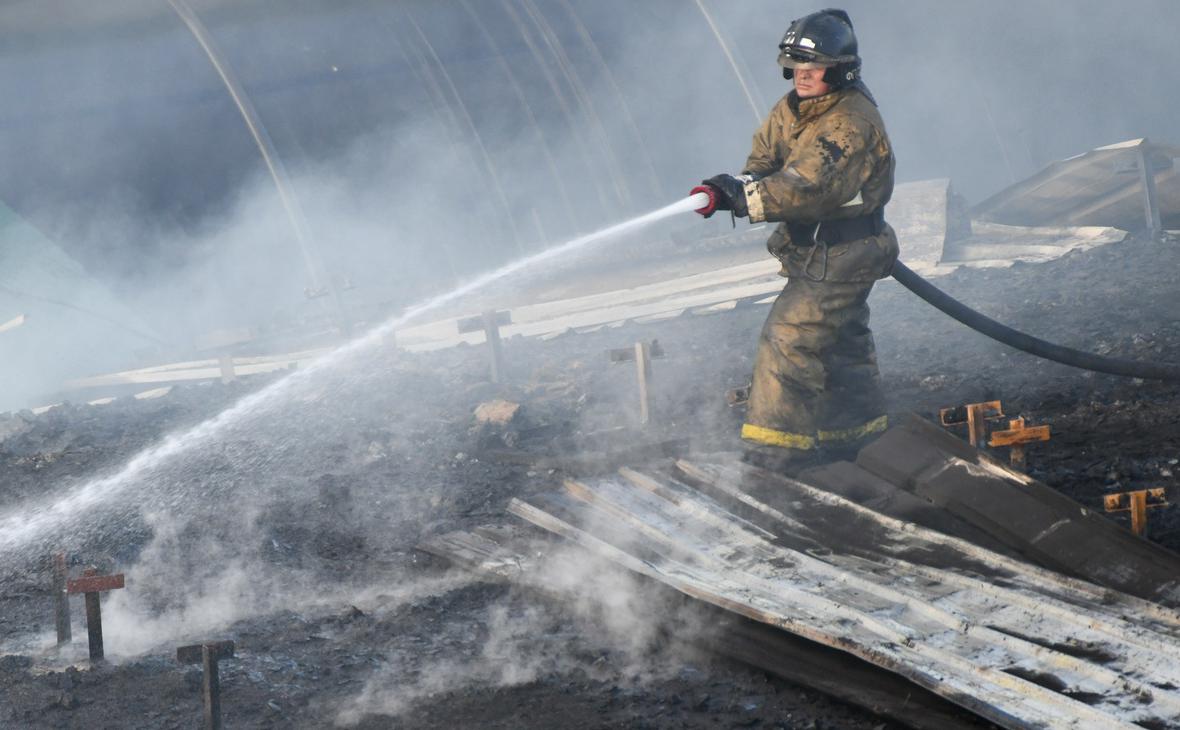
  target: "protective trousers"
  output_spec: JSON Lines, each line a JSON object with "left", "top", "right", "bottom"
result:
{"left": 742, "top": 232, "right": 895, "bottom": 452}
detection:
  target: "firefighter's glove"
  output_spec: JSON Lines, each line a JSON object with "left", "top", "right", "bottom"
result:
{"left": 701, "top": 174, "right": 751, "bottom": 219}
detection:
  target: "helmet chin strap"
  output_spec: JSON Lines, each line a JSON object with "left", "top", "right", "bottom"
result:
{"left": 782, "top": 63, "right": 859, "bottom": 88}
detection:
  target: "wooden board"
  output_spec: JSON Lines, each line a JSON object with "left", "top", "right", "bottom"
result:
{"left": 509, "top": 465, "right": 1180, "bottom": 730}
{"left": 856, "top": 415, "right": 1180, "bottom": 605}
{"left": 798, "top": 460, "right": 1018, "bottom": 557}
{"left": 418, "top": 525, "right": 989, "bottom": 730}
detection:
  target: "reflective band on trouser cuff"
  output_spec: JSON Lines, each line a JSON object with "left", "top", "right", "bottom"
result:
{"left": 741, "top": 423, "right": 817, "bottom": 450}
{"left": 745, "top": 180, "right": 766, "bottom": 223}
{"left": 817, "top": 416, "right": 889, "bottom": 444}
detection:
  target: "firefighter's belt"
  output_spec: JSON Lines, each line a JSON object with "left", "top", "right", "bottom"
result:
{"left": 786, "top": 208, "right": 885, "bottom": 247}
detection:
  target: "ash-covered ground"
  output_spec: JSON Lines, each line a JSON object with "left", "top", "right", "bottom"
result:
{"left": 1, "top": 233, "right": 1178, "bottom": 729}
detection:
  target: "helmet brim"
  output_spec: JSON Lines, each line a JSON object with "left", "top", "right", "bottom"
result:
{"left": 778, "top": 47, "right": 858, "bottom": 70}
{"left": 779, "top": 55, "right": 833, "bottom": 70}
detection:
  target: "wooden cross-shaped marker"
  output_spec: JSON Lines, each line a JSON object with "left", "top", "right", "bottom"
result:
{"left": 177, "top": 640, "right": 236, "bottom": 730}
{"left": 457, "top": 310, "right": 512, "bottom": 383}
{"left": 65, "top": 567, "right": 126, "bottom": 662}
{"left": 988, "top": 417, "right": 1051, "bottom": 469}
{"left": 1105, "top": 488, "right": 1169, "bottom": 537}
{"left": 939, "top": 401, "right": 1005, "bottom": 447}
{"left": 607, "top": 340, "right": 666, "bottom": 426}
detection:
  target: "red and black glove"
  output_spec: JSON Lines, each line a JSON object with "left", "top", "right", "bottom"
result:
{"left": 691, "top": 174, "right": 751, "bottom": 219}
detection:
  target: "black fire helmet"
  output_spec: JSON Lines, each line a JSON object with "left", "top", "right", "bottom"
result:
{"left": 778, "top": 8, "right": 861, "bottom": 89}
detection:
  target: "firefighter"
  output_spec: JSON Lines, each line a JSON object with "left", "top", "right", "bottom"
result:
{"left": 693, "top": 8, "right": 898, "bottom": 467}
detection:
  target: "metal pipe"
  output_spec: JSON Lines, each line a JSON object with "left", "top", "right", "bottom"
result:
{"left": 497, "top": 0, "right": 614, "bottom": 219}
{"left": 165, "top": 0, "right": 347, "bottom": 330}
{"left": 515, "top": 0, "right": 631, "bottom": 207}
{"left": 694, "top": 0, "right": 765, "bottom": 124}
{"left": 403, "top": 9, "right": 527, "bottom": 256}
{"left": 460, "top": 0, "right": 580, "bottom": 236}
{"left": 555, "top": 0, "right": 666, "bottom": 200}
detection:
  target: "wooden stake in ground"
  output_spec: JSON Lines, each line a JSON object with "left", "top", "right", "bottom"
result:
{"left": 458, "top": 310, "right": 511, "bottom": 383}
{"left": 177, "top": 640, "right": 235, "bottom": 730}
{"left": 195, "top": 328, "right": 255, "bottom": 385}
{"left": 607, "top": 340, "right": 665, "bottom": 426}
{"left": 939, "top": 401, "right": 1004, "bottom": 447}
{"left": 988, "top": 417, "right": 1051, "bottom": 469}
{"left": 65, "top": 567, "right": 125, "bottom": 662}
{"left": 52, "top": 552, "right": 70, "bottom": 645}
{"left": 1105, "top": 488, "right": 1169, "bottom": 537}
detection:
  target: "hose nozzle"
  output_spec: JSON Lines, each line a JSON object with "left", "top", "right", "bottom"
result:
{"left": 689, "top": 185, "right": 719, "bottom": 218}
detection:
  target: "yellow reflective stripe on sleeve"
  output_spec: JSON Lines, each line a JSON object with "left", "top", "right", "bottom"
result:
{"left": 741, "top": 423, "right": 817, "bottom": 450}
{"left": 745, "top": 180, "right": 766, "bottom": 223}
{"left": 817, "top": 415, "right": 889, "bottom": 444}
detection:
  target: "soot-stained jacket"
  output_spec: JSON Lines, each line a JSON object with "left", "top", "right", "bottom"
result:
{"left": 741, "top": 84, "right": 895, "bottom": 230}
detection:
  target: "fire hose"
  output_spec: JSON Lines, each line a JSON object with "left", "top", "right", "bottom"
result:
{"left": 691, "top": 184, "right": 1180, "bottom": 382}
{"left": 890, "top": 259, "right": 1180, "bottom": 381}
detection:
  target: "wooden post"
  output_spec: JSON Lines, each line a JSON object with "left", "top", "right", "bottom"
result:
{"left": 607, "top": 341, "right": 665, "bottom": 427}
{"left": 966, "top": 405, "right": 983, "bottom": 447}
{"left": 217, "top": 353, "right": 236, "bottom": 384}
{"left": 1130, "top": 490, "right": 1149, "bottom": 537}
{"left": 203, "top": 644, "right": 223, "bottom": 730}
{"left": 66, "top": 568, "right": 126, "bottom": 663}
{"left": 177, "top": 640, "right": 235, "bottom": 730}
{"left": 988, "top": 417, "right": 1051, "bottom": 470}
{"left": 635, "top": 341, "right": 653, "bottom": 425}
{"left": 53, "top": 553, "right": 71, "bottom": 645}
{"left": 482, "top": 310, "right": 505, "bottom": 384}
{"left": 939, "top": 401, "right": 1004, "bottom": 449}
{"left": 1137, "top": 143, "right": 1163, "bottom": 238}
{"left": 1010, "top": 443, "right": 1027, "bottom": 470}
{"left": 457, "top": 311, "right": 512, "bottom": 384}
{"left": 1104, "top": 488, "right": 1167, "bottom": 538}
{"left": 82, "top": 569, "right": 103, "bottom": 661}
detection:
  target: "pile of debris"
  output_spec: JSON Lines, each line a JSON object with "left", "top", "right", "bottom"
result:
{"left": 427, "top": 415, "right": 1180, "bottom": 729}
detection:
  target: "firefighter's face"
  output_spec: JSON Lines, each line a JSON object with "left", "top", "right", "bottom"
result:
{"left": 793, "top": 66, "right": 832, "bottom": 98}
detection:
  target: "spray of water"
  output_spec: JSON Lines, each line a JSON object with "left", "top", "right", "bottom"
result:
{"left": 0, "top": 193, "right": 710, "bottom": 561}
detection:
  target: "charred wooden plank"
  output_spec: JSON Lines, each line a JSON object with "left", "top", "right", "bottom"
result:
{"left": 508, "top": 495, "right": 1155, "bottom": 730}
{"left": 510, "top": 463, "right": 1180, "bottom": 729}
{"left": 798, "top": 460, "right": 1019, "bottom": 557}
{"left": 419, "top": 525, "right": 989, "bottom": 730}
{"left": 65, "top": 574, "right": 125, "bottom": 594}
{"left": 675, "top": 458, "right": 1180, "bottom": 628}
{"left": 857, "top": 415, "right": 1180, "bottom": 605}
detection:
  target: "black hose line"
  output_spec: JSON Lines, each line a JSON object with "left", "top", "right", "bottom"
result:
{"left": 890, "top": 259, "right": 1180, "bottom": 382}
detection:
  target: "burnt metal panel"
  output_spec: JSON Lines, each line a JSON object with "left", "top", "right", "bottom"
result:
{"left": 973, "top": 138, "right": 1180, "bottom": 231}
